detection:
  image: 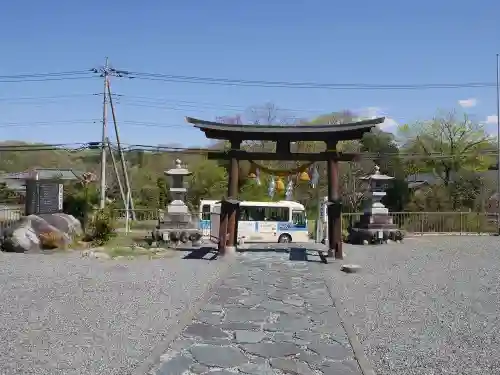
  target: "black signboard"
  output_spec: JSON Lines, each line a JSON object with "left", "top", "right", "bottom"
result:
{"left": 25, "top": 180, "right": 63, "bottom": 215}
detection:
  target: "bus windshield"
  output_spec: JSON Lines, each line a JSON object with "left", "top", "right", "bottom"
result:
{"left": 201, "top": 204, "right": 211, "bottom": 221}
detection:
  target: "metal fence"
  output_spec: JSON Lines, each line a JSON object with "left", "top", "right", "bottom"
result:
{"left": 112, "top": 209, "right": 500, "bottom": 235}
{"left": 2, "top": 207, "right": 496, "bottom": 236}
{"left": 341, "top": 212, "right": 499, "bottom": 235}
{"left": 111, "top": 208, "right": 202, "bottom": 231}
{"left": 0, "top": 207, "right": 23, "bottom": 233}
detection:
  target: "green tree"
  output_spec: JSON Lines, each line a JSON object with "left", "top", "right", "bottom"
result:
{"left": 398, "top": 111, "right": 494, "bottom": 187}
{"left": 0, "top": 182, "right": 17, "bottom": 203}
{"left": 186, "top": 159, "right": 227, "bottom": 209}
{"left": 239, "top": 179, "right": 272, "bottom": 201}
{"left": 156, "top": 176, "right": 169, "bottom": 208}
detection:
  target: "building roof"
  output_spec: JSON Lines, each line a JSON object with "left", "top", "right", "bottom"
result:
{"left": 407, "top": 181, "right": 430, "bottom": 189}
{"left": 0, "top": 177, "right": 26, "bottom": 192}
{"left": 186, "top": 116, "right": 385, "bottom": 141}
{"left": 0, "top": 168, "right": 83, "bottom": 181}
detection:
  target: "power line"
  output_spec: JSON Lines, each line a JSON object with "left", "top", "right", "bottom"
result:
{"left": 0, "top": 76, "right": 96, "bottom": 83}
{"left": 0, "top": 67, "right": 497, "bottom": 91}
{"left": 127, "top": 70, "right": 497, "bottom": 90}
{"left": 0, "top": 70, "right": 91, "bottom": 79}
{"left": 0, "top": 93, "right": 97, "bottom": 102}
{"left": 0, "top": 141, "right": 499, "bottom": 163}
{"left": 0, "top": 71, "right": 95, "bottom": 83}
{"left": 0, "top": 92, "right": 325, "bottom": 115}
{"left": 114, "top": 95, "right": 323, "bottom": 114}
{"left": 0, "top": 119, "right": 98, "bottom": 128}
{"left": 0, "top": 119, "right": 188, "bottom": 130}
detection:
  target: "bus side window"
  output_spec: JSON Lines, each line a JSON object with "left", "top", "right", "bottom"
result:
{"left": 239, "top": 207, "right": 250, "bottom": 221}
{"left": 240, "top": 207, "right": 262, "bottom": 221}
{"left": 201, "top": 204, "right": 211, "bottom": 221}
{"left": 264, "top": 207, "right": 289, "bottom": 222}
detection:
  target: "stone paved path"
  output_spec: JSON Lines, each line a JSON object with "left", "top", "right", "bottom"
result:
{"left": 151, "top": 250, "right": 365, "bottom": 375}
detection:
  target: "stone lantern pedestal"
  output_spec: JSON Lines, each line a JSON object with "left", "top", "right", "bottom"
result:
{"left": 349, "top": 165, "right": 404, "bottom": 244}
{"left": 152, "top": 159, "right": 202, "bottom": 247}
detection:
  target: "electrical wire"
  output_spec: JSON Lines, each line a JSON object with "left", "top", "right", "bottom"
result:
{"left": 1, "top": 68, "right": 496, "bottom": 91}
{"left": 0, "top": 76, "right": 96, "bottom": 83}
{"left": 0, "top": 119, "right": 99, "bottom": 128}
{"left": 0, "top": 71, "right": 91, "bottom": 79}
{"left": 0, "top": 70, "right": 95, "bottom": 83}
{"left": 0, "top": 141, "right": 498, "bottom": 162}
{"left": 0, "top": 94, "right": 97, "bottom": 102}
{"left": 127, "top": 70, "right": 497, "bottom": 91}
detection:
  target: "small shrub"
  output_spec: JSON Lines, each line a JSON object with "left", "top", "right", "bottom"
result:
{"left": 89, "top": 208, "right": 117, "bottom": 245}
{"left": 39, "top": 231, "right": 66, "bottom": 250}
{"left": 342, "top": 229, "right": 350, "bottom": 243}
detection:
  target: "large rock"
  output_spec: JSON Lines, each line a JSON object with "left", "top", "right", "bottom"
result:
{"left": 1, "top": 213, "right": 82, "bottom": 253}
{"left": 38, "top": 213, "right": 83, "bottom": 236}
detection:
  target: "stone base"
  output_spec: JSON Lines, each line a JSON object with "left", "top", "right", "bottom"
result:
{"left": 355, "top": 213, "right": 395, "bottom": 227}
{"left": 224, "top": 246, "right": 237, "bottom": 255}
{"left": 152, "top": 227, "right": 203, "bottom": 248}
{"left": 348, "top": 227, "right": 405, "bottom": 245}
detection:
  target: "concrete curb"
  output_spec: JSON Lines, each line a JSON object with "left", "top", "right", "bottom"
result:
{"left": 322, "top": 274, "right": 376, "bottom": 375}
{"left": 132, "top": 255, "right": 237, "bottom": 375}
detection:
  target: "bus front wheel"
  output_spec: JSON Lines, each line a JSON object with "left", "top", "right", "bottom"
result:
{"left": 278, "top": 234, "right": 292, "bottom": 243}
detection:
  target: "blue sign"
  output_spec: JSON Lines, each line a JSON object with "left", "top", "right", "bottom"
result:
{"left": 199, "top": 220, "right": 210, "bottom": 230}
{"left": 277, "top": 222, "right": 307, "bottom": 231}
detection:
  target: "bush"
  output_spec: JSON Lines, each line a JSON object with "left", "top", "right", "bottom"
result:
{"left": 342, "top": 229, "right": 350, "bottom": 243}
{"left": 88, "top": 208, "right": 117, "bottom": 245}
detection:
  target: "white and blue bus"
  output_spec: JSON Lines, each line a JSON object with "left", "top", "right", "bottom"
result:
{"left": 199, "top": 199, "right": 309, "bottom": 243}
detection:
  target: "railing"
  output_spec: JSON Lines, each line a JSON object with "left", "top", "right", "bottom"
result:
{"left": 112, "top": 209, "right": 201, "bottom": 231}
{"left": 341, "top": 212, "right": 499, "bottom": 235}
{"left": 103, "top": 209, "right": 500, "bottom": 235}
{"left": 0, "top": 207, "right": 23, "bottom": 233}
{"left": 113, "top": 208, "right": 160, "bottom": 222}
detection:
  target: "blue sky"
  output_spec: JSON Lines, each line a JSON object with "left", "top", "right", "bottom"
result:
{"left": 0, "top": 0, "right": 499, "bottom": 147}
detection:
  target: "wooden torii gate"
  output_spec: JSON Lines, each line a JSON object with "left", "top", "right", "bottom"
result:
{"left": 186, "top": 116, "right": 385, "bottom": 259}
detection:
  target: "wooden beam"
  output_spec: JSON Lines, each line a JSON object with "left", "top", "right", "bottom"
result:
{"left": 206, "top": 150, "right": 359, "bottom": 162}
{"left": 276, "top": 140, "right": 291, "bottom": 155}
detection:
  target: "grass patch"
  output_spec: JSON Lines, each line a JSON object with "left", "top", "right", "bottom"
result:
{"left": 115, "top": 219, "right": 158, "bottom": 231}
{"left": 101, "top": 232, "right": 151, "bottom": 248}
{"left": 92, "top": 231, "right": 176, "bottom": 259}
{"left": 106, "top": 246, "right": 151, "bottom": 258}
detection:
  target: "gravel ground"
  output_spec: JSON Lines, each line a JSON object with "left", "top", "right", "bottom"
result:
{"left": 325, "top": 236, "right": 500, "bottom": 375}
{"left": 0, "top": 250, "right": 229, "bottom": 375}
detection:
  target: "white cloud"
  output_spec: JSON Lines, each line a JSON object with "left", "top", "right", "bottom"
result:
{"left": 357, "top": 106, "right": 398, "bottom": 131}
{"left": 379, "top": 117, "right": 398, "bottom": 130}
{"left": 458, "top": 98, "right": 477, "bottom": 108}
{"left": 486, "top": 115, "right": 498, "bottom": 124}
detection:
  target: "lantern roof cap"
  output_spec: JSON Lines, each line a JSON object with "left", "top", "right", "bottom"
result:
{"left": 165, "top": 159, "right": 192, "bottom": 176}
{"left": 359, "top": 165, "right": 394, "bottom": 180}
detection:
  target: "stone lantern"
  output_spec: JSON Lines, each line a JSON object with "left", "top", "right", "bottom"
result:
{"left": 165, "top": 159, "right": 191, "bottom": 217}
{"left": 360, "top": 165, "right": 394, "bottom": 218}
{"left": 152, "top": 159, "right": 202, "bottom": 247}
{"left": 349, "top": 165, "right": 404, "bottom": 244}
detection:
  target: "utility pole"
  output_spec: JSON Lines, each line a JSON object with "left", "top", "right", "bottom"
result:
{"left": 99, "top": 57, "right": 109, "bottom": 209}
{"left": 106, "top": 137, "right": 127, "bottom": 210}
{"left": 107, "top": 81, "right": 137, "bottom": 220}
{"left": 496, "top": 53, "right": 500, "bottom": 233}
{"left": 91, "top": 58, "right": 133, "bottom": 210}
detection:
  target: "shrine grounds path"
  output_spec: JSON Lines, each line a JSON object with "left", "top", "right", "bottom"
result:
{"left": 0, "top": 250, "right": 230, "bottom": 375}
{"left": 327, "top": 236, "right": 500, "bottom": 375}
{"left": 1, "top": 237, "right": 499, "bottom": 374}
